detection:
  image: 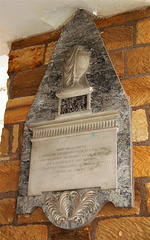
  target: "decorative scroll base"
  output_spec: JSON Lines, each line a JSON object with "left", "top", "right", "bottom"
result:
{"left": 45, "top": 190, "right": 97, "bottom": 225}
{"left": 17, "top": 187, "right": 133, "bottom": 229}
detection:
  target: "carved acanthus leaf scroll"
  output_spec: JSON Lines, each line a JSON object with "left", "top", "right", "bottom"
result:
{"left": 45, "top": 190, "right": 96, "bottom": 224}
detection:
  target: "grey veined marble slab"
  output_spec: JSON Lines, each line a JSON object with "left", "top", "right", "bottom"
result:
{"left": 17, "top": 10, "right": 133, "bottom": 230}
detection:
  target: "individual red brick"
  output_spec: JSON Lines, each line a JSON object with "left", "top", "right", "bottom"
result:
{"left": 132, "top": 109, "right": 148, "bottom": 142}
{"left": 8, "top": 45, "right": 45, "bottom": 73}
{"left": 133, "top": 145, "right": 150, "bottom": 177}
{"left": 0, "top": 198, "right": 16, "bottom": 224}
{"left": 5, "top": 106, "right": 31, "bottom": 125}
{"left": 122, "top": 75, "right": 150, "bottom": 107}
{"left": 100, "top": 25, "right": 133, "bottom": 50}
{"left": 6, "top": 96, "right": 34, "bottom": 109}
{"left": 1, "top": 127, "right": 9, "bottom": 155}
{"left": 127, "top": 46, "right": 150, "bottom": 76}
{"left": 12, "top": 67, "right": 46, "bottom": 98}
{"left": 0, "top": 160, "right": 20, "bottom": 192}
{"left": 136, "top": 18, "right": 150, "bottom": 44}
{"left": 4, "top": 96, "right": 34, "bottom": 124}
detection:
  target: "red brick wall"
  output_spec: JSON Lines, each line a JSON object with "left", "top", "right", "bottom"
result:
{"left": 0, "top": 7, "right": 150, "bottom": 240}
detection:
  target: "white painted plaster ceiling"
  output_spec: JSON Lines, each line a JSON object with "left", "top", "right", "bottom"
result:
{"left": 0, "top": 0, "right": 150, "bottom": 56}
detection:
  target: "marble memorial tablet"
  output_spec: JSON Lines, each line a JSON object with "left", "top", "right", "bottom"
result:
{"left": 17, "top": 10, "right": 133, "bottom": 230}
{"left": 28, "top": 112, "right": 118, "bottom": 195}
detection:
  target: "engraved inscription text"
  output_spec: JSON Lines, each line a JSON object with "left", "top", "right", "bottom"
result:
{"left": 28, "top": 130, "right": 117, "bottom": 196}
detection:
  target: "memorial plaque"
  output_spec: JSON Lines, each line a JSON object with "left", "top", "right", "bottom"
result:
{"left": 28, "top": 112, "right": 118, "bottom": 195}
{"left": 17, "top": 10, "right": 133, "bottom": 230}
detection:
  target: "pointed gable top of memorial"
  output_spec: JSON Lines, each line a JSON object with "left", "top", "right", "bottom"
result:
{"left": 25, "top": 9, "right": 129, "bottom": 126}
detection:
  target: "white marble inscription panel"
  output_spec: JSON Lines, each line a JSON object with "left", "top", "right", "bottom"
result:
{"left": 28, "top": 129, "right": 117, "bottom": 196}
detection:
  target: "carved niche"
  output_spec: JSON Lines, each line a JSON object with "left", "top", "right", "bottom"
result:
{"left": 56, "top": 45, "right": 92, "bottom": 116}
